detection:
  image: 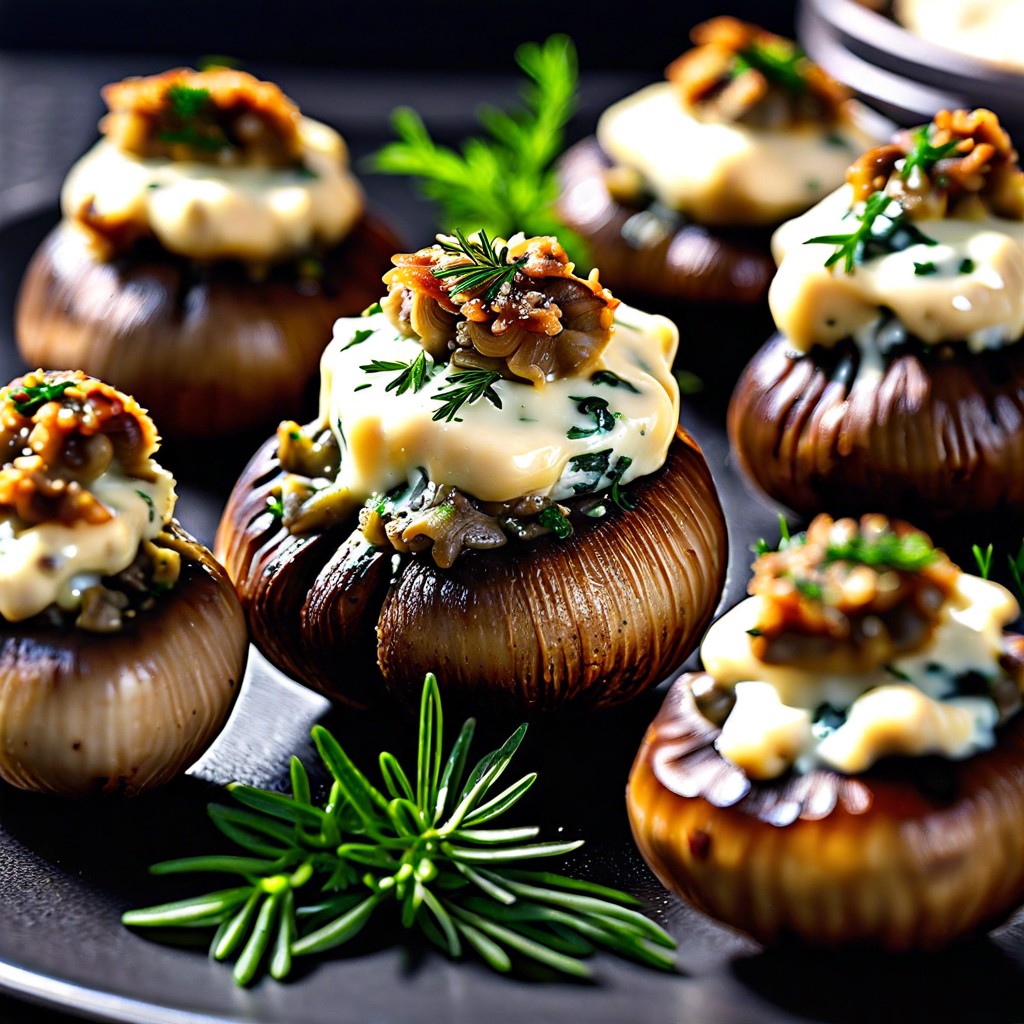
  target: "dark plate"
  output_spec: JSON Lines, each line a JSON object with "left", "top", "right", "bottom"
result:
{"left": 2, "top": 175, "right": 1024, "bottom": 1024}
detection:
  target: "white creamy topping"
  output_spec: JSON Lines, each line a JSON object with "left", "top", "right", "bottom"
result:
{"left": 895, "top": 0, "right": 1024, "bottom": 72}
{"left": 0, "top": 465, "right": 175, "bottom": 622}
{"left": 62, "top": 116, "right": 363, "bottom": 262}
{"left": 770, "top": 184, "right": 1024, "bottom": 352}
{"left": 703, "top": 573, "right": 1020, "bottom": 777}
{"left": 317, "top": 305, "right": 678, "bottom": 512}
{"left": 596, "top": 82, "right": 879, "bottom": 226}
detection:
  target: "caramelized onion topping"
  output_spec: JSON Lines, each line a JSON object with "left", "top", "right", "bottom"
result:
{"left": 0, "top": 370, "right": 160, "bottom": 527}
{"left": 383, "top": 234, "right": 619, "bottom": 386}
{"left": 100, "top": 67, "right": 303, "bottom": 167}
{"left": 847, "top": 108, "right": 1024, "bottom": 219}
{"left": 666, "top": 17, "right": 849, "bottom": 128}
{"left": 749, "top": 514, "right": 959, "bottom": 669}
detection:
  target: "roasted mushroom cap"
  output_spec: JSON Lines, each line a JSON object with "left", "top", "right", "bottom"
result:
{"left": 628, "top": 646, "right": 1024, "bottom": 949}
{"left": 215, "top": 427, "right": 727, "bottom": 714}
{"left": 556, "top": 139, "right": 775, "bottom": 305}
{"left": 15, "top": 215, "right": 400, "bottom": 437}
{"left": 0, "top": 531, "right": 247, "bottom": 797}
{"left": 728, "top": 334, "right": 1024, "bottom": 519}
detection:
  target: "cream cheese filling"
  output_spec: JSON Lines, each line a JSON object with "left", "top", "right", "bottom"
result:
{"left": 62, "top": 116, "right": 363, "bottom": 263}
{"left": 596, "top": 82, "right": 878, "bottom": 226}
{"left": 316, "top": 304, "right": 679, "bottom": 516}
{"left": 0, "top": 465, "right": 175, "bottom": 622}
{"left": 770, "top": 184, "right": 1024, "bottom": 353}
{"left": 701, "top": 573, "right": 1020, "bottom": 778}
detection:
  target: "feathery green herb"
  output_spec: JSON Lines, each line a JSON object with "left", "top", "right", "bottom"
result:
{"left": 431, "top": 370, "right": 503, "bottom": 423}
{"left": 899, "top": 125, "right": 962, "bottom": 182}
{"left": 733, "top": 37, "right": 806, "bottom": 93}
{"left": 161, "top": 84, "right": 230, "bottom": 152}
{"left": 122, "top": 675, "right": 675, "bottom": 984}
{"left": 433, "top": 229, "right": 527, "bottom": 302}
{"left": 360, "top": 351, "right": 433, "bottom": 396}
{"left": 6, "top": 380, "right": 75, "bottom": 416}
{"left": 371, "top": 36, "right": 586, "bottom": 263}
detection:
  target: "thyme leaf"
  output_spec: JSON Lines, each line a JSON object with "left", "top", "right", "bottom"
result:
{"left": 432, "top": 228, "right": 526, "bottom": 302}
{"left": 360, "top": 352, "right": 433, "bottom": 396}
{"left": 431, "top": 370, "right": 503, "bottom": 423}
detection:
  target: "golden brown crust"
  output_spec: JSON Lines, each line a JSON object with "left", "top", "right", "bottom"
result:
{"left": 556, "top": 138, "right": 775, "bottom": 304}
{"left": 0, "top": 529, "right": 247, "bottom": 796}
{"left": 15, "top": 215, "right": 401, "bottom": 438}
{"left": 847, "top": 108, "right": 1024, "bottom": 219}
{"left": 727, "top": 334, "right": 1024, "bottom": 519}
{"left": 215, "top": 428, "right": 727, "bottom": 714}
{"left": 100, "top": 67, "right": 302, "bottom": 166}
{"left": 667, "top": 18, "right": 849, "bottom": 128}
{"left": 627, "top": 652, "right": 1024, "bottom": 948}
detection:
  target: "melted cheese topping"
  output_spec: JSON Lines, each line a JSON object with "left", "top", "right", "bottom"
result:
{"left": 895, "top": 0, "right": 1024, "bottom": 72}
{"left": 703, "top": 573, "right": 1020, "bottom": 777}
{"left": 0, "top": 466, "right": 176, "bottom": 622}
{"left": 317, "top": 306, "right": 679, "bottom": 513}
{"left": 62, "top": 117, "right": 363, "bottom": 263}
{"left": 596, "top": 82, "right": 879, "bottom": 226}
{"left": 771, "top": 185, "right": 1024, "bottom": 352}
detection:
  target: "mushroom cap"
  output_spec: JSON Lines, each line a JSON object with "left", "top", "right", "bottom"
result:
{"left": 0, "top": 530, "right": 247, "bottom": 797}
{"left": 15, "top": 214, "right": 400, "bottom": 438}
{"left": 215, "top": 427, "right": 727, "bottom": 715}
{"left": 728, "top": 334, "right": 1024, "bottom": 519}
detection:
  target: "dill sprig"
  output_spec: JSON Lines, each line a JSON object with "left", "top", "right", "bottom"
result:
{"left": 122, "top": 674, "right": 675, "bottom": 984}
{"left": 432, "top": 229, "right": 527, "bottom": 302}
{"left": 360, "top": 351, "right": 433, "bottom": 396}
{"left": 5, "top": 380, "right": 75, "bottom": 416}
{"left": 431, "top": 370, "right": 503, "bottom": 423}
{"left": 900, "top": 124, "right": 962, "bottom": 182}
{"left": 371, "top": 36, "right": 587, "bottom": 264}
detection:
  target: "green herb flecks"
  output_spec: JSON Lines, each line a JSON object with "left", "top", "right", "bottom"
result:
{"left": 432, "top": 228, "right": 527, "bottom": 302}
{"left": 590, "top": 370, "right": 640, "bottom": 394}
{"left": 362, "top": 302, "right": 384, "bottom": 317}
{"left": 122, "top": 674, "right": 675, "bottom": 984}
{"left": 431, "top": 370, "right": 503, "bottom": 423}
{"left": 567, "top": 396, "right": 615, "bottom": 439}
{"left": 6, "top": 380, "right": 75, "bottom": 416}
{"left": 607, "top": 456, "right": 636, "bottom": 512}
{"left": 538, "top": 506, "right": 573, "bottom": 539}
{"left": 752, "top": 514, "right": 794, "bottom": 558}
{"left": 371, "top": 36, "right": 587, "bottom": 264}
{"left": 959, "top": 258, "right": 975, "bottom": 274}
{"left": 565, "top": 450, "right": 612, "bottom": 495}
{"left": 899, "top": 124, "right": 962, "bottom": 184}
{"left": 266, "top": 495, "right": 284, "bottom": 520}
{"left": 823, "top": 530, "right": 936, "bottom": 572}
{"left": 135, "top": 490, "right": 156, "bottom": 524}
{"left": 806, "top": 190, "right": 938, "bottom": 273}
{"left": 342, "top": 328, "right": 375, "bottom": 352}
{"left": 733, "top": 37, "right": 807, "bottom": 93}
{"left": 160, "top": 84, "right": 231, "bottom": 152}
{"left": 1010, "top": 540, "right": 1024, "bottom": 604}
{"left": 360, "top": 351, "right": 433, "bottom": 396}
{"left": 913, "top": 261, "right": 937, "bottom": 276}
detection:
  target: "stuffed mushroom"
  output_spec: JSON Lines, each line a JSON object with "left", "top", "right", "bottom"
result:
{"left": 0, "top": 370, "right": 247, "bottom": 796}
{"left": 16, "top": 67, "right": 400, "bottom": 437}
{"left": 215, "top": 231, "right": 727, "bottom": 713}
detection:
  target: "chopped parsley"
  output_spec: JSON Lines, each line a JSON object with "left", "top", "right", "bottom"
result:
{"left": 565, "top": 449, "right": 612, "bottom": 495}
{"left": 567, "top": 396, "right": 615, "bottom": 439}
{"left": 913, "top": 261, "right": 937, "bottom": 276}
{"left": 7, "top": 380, "right": 75, "bottom": 416}
{"left": 607, "top": 455, "right": 636, "bottom": 512}
{"left": 959, "top": 258, "right": 975, "bottom": 274}
{"left": 266, "top": 495, "right": 284, "bottom": 519}
{"left": 362, "top": 302, "right": 383, "bottom": 317}
{"left": 590, "top": 369, "right": 640, "bottom": 394}
{"left": 342, "top": 328, "right": 374, "bottom": 351}
{"left": 538, "top": 506, "right": 573, "bottom": 539}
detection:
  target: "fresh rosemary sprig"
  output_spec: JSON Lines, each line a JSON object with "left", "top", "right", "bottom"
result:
{"left": 360, "top": 351, "right": 433, "bottom": 396}
{"left": 371, "top": 36, "right": 587, "bottom": 264}
{"left": 899, "top": 124, "right": 962, "bottom": 182}
{"left": 433, "top": 229, "right": 527, "bottom": 302}
{"left": 123, "top": 674, "right": 675, "bottom": 984}
{"left": 5, "top": 380, "right": 75, "bottom": 416}
{"left": 431, "top": 370, "right": 503, "bottom": 423}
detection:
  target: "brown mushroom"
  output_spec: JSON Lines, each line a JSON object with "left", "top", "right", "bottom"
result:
{"left": 628, "top": 641, "right": 1024, "bottom": 949}
{"left": 215, "top": 427, "right": 727, "bottom": 714}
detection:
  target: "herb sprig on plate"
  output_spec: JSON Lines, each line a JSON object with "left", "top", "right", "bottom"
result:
{"left": 360, "top": 351, "right": 433, "bottom": 396}
{"left": 371, "top": 36, "right": 586, "bottom": 263}
{"left": 431, "top": 370, "right": 504, "bottom": 423}
{"left": 432, "top": 228, "right": 528, "bottom": 302}
{"left": 123, "top": 675, "right": 675, "bottom": 984}
{"left": 5, "top": 380, "right": 75, "bottom": 416}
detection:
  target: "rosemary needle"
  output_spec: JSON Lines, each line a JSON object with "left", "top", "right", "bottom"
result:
{"left": 123, "top": 674, "right": 676, "bottom": 984}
